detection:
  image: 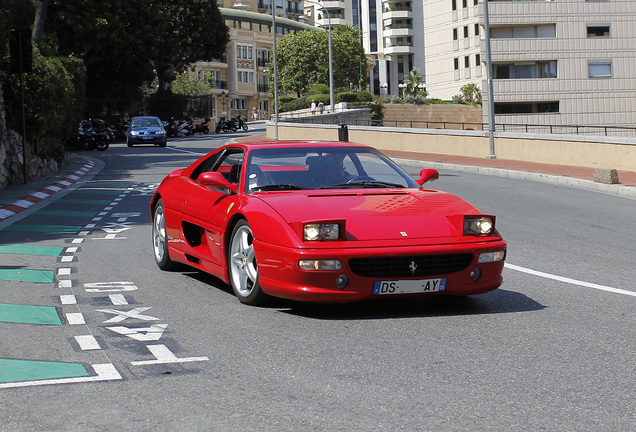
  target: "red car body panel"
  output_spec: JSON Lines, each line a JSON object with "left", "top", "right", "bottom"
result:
{"left": 151, "top": 141, "right": 507, "bottom": 303}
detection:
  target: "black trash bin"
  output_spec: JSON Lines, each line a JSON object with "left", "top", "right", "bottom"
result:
{"left": 338, "top": 123, "right": 349, "bottom": 142}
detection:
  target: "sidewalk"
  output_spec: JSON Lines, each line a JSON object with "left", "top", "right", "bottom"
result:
{"left": 1, "top": 136, "right": 634, "bottom": 224}
{"left": 235, "top": 134, "right": 636, "bottom": 199}
{"left": 0, "top": 154, "right": 98, "bottom": 223}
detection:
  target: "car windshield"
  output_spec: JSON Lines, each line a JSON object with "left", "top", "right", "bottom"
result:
{"left": 131, "top": 117, "right": 162, "bottom": 128}
{"left": 245, "top": 146, "right": 419, "bottom": 192}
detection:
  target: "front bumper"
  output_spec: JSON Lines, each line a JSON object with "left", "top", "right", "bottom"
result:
{"left": 255, "top": 239, "right": 507, "bottom": 303}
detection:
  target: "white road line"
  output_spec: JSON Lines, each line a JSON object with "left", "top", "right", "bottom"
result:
{"left": 167, "top": 147, "right": 206, "bottom": 155}
{"left": 75, "top": 335, "right": 101, "bottom": 350}
{"left": 0, "top": 364, "right": 122, "bottom": 389}
{"left": 505, "top": 263, "right": 636, "bottom": 297}
{"left": 60, "top": 295, "right": 77, "bottom": 305}
{"left": 66, "top": 313, "right": 86, "bottom": 325}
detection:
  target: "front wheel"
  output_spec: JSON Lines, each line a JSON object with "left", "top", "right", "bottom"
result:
{"left": 152, "top": 199, "right": 177, "bottom": 271}
{"left": 95, "top": 136, "right": 109, "bottom": 151}
{"left": 228, "top": 220, "right": 267, "bottom": 305}
{"left": 242, "top": 123, "right": 248, "bottom": 131}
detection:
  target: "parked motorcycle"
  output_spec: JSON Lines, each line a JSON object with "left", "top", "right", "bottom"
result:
{"left": 164, "top": 118, "right": 181, "bottom": 138}
{"left": 194, "top": 117, "right": 211, "bottom": 134}
{"left": 215, "top": 116, "right": 237, "bottom": 134}
{"left": 233, "top": 114, "right": 248, "bottom": 131}
{"left": 178, "top": 118, "right": 195, "bottom": 136}
{"left": 64, "top": 119, "right": 109, "bottom": 151}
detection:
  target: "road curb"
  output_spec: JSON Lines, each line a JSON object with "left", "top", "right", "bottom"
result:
{"left": 0, "top": 157, "right": 98, "bottom": 223}
{"left": 395, "top": 158, "right": 636, "bottom": 200}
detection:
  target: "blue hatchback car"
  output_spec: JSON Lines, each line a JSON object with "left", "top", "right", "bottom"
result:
{"left": 127, "top": 116, "right": 167, "bottom": 147}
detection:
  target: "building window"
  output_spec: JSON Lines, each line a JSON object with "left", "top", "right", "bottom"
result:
{"left": 475, "top": 54, "right": 481, "bottom": 65}
{"left": 474, "top": 23, "right": 479, "bottom": 36}
{"left": 464, "top": 56, "right": 470, "bottom": 68}
{"left": 453, "top": 28, "right": 458, "bottom": 40}
{"left": 452, "top": 0, "right": 457, "bottom": 11}
{"left": 495, "top": 102, "right": 559, "bottom": 114}
{"left": 463, "top": 26, "right": 469, "bottom": 38}
{"left": 589, "top": 62, "right": 611, "bottom": 78}
{"left": 454, "top": 58, "right": 459, "bottom": 70}
{"left": 237, "top": 44, "right": 253, "bottom": 60}
{"left": 493, "top": 61, "right": 557, "bottom": 79}
{"left": 587, "top": 25, "right": 610, "bottom": 37}
{"left": 490, "top": 24, "right": 556, "bottom": 39}
{"left": 238, "top": 70, "right": 254, "bottom": 83}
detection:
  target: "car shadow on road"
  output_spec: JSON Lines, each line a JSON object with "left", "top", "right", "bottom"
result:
{"left": 277, "top": 289, "right": 545, "bottom": 320}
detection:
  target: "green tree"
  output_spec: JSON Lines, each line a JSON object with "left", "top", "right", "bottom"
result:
{"left": 45, "top": 0, "right": 229, "bottom": 113}
{"left": 271, "top": 25, "right": 366, "bottom": 99}
{"left": 172, "top": 71, "right": 215, "bottom": 96}
{"left": 453, "top": 83, "right": 482, "bottom": 105}
{"left": 403, "top": 68, "right": 426, "bottom": 98}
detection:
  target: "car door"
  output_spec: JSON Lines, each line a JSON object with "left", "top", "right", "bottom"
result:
{"left": 170, "top": 148, "right": 245, "bottom": 267}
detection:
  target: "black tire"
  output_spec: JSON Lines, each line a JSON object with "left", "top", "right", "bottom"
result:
{"left": 95, "top": 136, "right": 109, "bottom": 151}
{"left": 242, "top": 123, "right": 248, "bottom": 131}
{"left": 228, "top": 220, "right": 267, "bottom": 305}
{"left": 127, "top": 139, "right": 133, "bottom": 147}
{"left": 152, "top": 199, "right": 178, "bottom": 271}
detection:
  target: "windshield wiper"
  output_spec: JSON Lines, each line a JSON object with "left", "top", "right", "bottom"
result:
{"left": 321, "top": 180, "right": 405, "bottom": 189}
{"left": 254, "top": 184, "right": 304, "bottom": 191}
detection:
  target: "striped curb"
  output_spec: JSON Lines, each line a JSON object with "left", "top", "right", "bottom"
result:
{"left": 0, "top": 159, "right": 96, "bottom": 222}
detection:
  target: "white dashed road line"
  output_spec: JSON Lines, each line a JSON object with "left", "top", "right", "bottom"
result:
{"left": 505, "top": 263, "right": 636, "bottom": 297}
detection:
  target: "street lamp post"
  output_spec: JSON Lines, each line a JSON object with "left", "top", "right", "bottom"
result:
{"left": 272, "top": 0, "right": 279, "bottom": 140}
{"left": 483, "top": 0, "right": 496, "bottom": 159}
{"left": 219, "top": 90, "right": 227, "bottom": 115}
{"left": 304, "top": 0, "right": 334, "bottom": 114}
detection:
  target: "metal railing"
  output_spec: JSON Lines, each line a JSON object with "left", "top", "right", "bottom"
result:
{"left": 277, "top": 113, "right": 636, "bottom": 138}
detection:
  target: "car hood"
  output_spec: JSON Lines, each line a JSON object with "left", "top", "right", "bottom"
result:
{"left": 255, "top": 189, "right": 481, "bottom": 241}
{"left": 130, "top": 126, "right": 163, "bottom": 132}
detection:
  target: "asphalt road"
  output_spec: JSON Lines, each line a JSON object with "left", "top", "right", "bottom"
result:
{"left": 1, "top": 124, "right": 634, "bottom": 431}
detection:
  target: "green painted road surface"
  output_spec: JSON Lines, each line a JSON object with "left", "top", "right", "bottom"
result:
{"left": 0, "top": 224, "right": 82, "bottom": 234}
{"left": 0, "top": 269, "right": 55, "bottom": 283}
{"left": 0, "top": 303, "right": 62, "bottom": 325}
{"left": 55, "top": 198, "right": 113, "bottom": 205}
{"left": 0, "top": 359, "right": 88, "bottom": 383}
{"left": 0, "top": 244, "right": 64, "bottom": 256}
{"left": 72, "top": 189, "right": 123, "bottom": 195}
{"left": 33, "top": 209, "right": 98, "bottom": 217}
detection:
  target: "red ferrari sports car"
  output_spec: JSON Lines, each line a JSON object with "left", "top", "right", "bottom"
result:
{"left": 151, "top": 141, "right": 506, "bottom": 305}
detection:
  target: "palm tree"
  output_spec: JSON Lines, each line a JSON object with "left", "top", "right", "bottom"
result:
{"left": 403, "top": 68, "right": 426, "bottom": 98}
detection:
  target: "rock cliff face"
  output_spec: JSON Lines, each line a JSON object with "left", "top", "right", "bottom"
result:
{"left": 0, "top": 80, "right": 65, "bottom": 189}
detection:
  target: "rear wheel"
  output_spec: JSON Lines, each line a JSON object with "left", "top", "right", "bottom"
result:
{"left": 152, "top": 199, "right": 177, "bottom": 270}
{"left": 95, "top": 136, "right": 109, "bottom": 151}
{"left": 228, "top": 220, "right": 267, "bottom": 305}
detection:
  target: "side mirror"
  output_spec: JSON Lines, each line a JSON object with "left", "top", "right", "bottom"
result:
{"left": 198, "top": 172, "right": 238, "bottom": 194}
{"left": 416, "top": 168, "right": 440, "bottom": 186}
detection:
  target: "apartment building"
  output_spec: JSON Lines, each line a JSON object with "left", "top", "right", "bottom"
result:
{"left": 361, "top": 0, "right": 426, "bottom": 97}
{"left": 192, "top": 0, "right": 313, "bottom": 120}
{"left": 424, "top": 0, "right": 636, "bottom": 133}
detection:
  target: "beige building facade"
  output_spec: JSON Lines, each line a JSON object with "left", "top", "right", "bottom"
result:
{"left": 424, "top": 0, "right": 636, "bottom": 134}
{"left": 193, "top": 0, "right": 313, "bottom": 121}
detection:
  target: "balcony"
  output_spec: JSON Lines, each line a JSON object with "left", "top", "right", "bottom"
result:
{"left": 383, "top": 8, "right": 412, "bottom": 20}
{"left": 383, "top": 23, "right": 413, "bottom": 38}
{"left": 383, "top": 41, "right": 415, "bottom": 56}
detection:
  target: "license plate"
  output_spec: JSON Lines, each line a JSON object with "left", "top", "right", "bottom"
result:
{"left": 373, "top": 278, "right": 447, "bottom": 295}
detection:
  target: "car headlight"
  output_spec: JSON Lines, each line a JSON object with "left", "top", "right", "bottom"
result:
{"left": 298, "top": 259, "right": 343, "bottom": 271}
{"left": 130, "top": 130, "right": 140, "bottom": 136}
{"left": 304, "top": 223, "right": 340, "bottom": 241}
{"left": 464, "top": 216, "right": 495, "bottom": 236}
